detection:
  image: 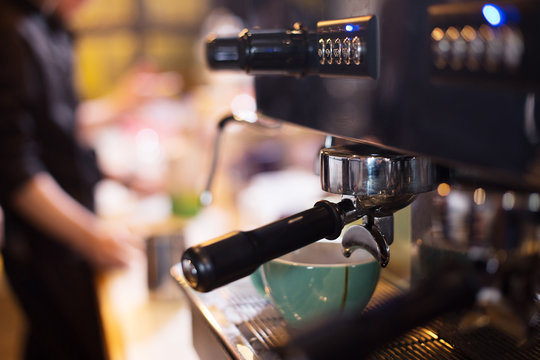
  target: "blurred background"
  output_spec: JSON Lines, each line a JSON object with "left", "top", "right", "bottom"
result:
{"left": 0, "top": 0, "right": 326, "bottom": 359}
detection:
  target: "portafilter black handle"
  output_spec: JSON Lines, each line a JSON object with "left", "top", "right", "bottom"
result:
{"left": 181, "top": 199, "right": 355, "bottom": 292}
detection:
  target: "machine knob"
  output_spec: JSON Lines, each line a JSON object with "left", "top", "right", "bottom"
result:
{"left": 206, "top": 25, "right": 317, "bottom": 75}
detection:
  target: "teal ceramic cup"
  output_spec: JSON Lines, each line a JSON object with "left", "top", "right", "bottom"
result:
{"left": 250, "top": 267, "right": 267, "bottom": 297}
{"left": 260, "top": 241, "right": 380, "bottom": 327}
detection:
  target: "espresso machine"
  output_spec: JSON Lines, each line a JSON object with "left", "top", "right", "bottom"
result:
{"left": 173, "top": 0, "right": 540, "bottom": 358}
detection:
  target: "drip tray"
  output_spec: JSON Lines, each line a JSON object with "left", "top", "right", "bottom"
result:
{"left": 171, "top": 265, "right": 540, "bottom": 360}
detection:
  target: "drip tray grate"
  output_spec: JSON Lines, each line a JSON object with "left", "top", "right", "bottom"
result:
{"left": 174, "top": 267, "right": 540, "bottom": 360}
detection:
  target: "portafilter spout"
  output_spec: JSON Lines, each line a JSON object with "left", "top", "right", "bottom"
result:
{"left": 181, "top": 144, "right": 436, "bottom": 292}
{"left": 321, "top": 144, "right": 436, "bottom": 266}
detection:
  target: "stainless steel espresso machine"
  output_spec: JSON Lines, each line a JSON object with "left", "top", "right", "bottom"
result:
{"left": 174, "top": 0, "right": 540, "bottom": 359}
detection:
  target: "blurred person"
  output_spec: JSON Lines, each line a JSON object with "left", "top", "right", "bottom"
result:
{"left": 0, "top": 0, "right": 143, "bottom": 359}
{"left": 0, "top": 207, "right": 3, "bottom": 250}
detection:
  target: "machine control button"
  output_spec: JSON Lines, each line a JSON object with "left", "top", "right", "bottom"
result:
{"left": 342, "top": 37, "right": 352, "bottom": 65}
{"left": 431, "top": 27, "right": 449, "bottom": 69}
{"left": 431, "top": 24, "right": 524, "bottom": 73}
{"left": 316, "top": 15, "right": 377, "bottom": 77}
{"left": 480, "top": 25, "right": 502, "bottom": 72}
{"left": 325, "top": 38, "right": 333, "bottom": 64}
{"left": 318, "top": 38, "right": 326, "bottom": 64}
{"left": 352, "top": 36, "right": 363, "bottom": 65}
{"left": 333, "top": 38, "right": 342, "bottom": 64}
{"left": 501, "top": 26, "right": 524, "bottom": 70}
{"left": 428, "top": 2, "right": 536, "bottom": 85}
{"left": 462, "top": 25, "right": 483, "bottom": 71}
{"left": 447, "top": 27, "right": 467, "bottom": 70}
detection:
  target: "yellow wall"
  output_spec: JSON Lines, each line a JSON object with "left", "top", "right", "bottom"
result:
{"left": 72, "top": 0, "right": 210, "bottom": 99}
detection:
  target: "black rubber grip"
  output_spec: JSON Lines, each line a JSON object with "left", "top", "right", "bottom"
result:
{"left": 206, "top": 29, "right": 317, "bottom": 75}
{"left": 182, "top": 200, "right": 344, "bottom": 292}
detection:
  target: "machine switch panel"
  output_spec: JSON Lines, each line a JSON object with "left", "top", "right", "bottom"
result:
{"left": 316, "top": 16, "right": 378, "bottom": 78}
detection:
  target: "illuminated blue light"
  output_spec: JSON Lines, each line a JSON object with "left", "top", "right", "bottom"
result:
{"left": 345, "top": 24, "right": 354, "bottom": 32}
{"left": 482, "top": 4, "right": 506, "bottom": 26}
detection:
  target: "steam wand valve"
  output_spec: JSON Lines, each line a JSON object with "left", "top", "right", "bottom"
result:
{"left": 182, "top": 197, "right": 363, "bottom": 292}
{"left": 206, "top": 22, "right": 317, "bottom": 76}
{"left": 199, "top": 115, "right": 234, "bottom": 207}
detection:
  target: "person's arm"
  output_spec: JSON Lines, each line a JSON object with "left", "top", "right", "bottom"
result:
{"left": 0, "top": 29, "right": 141, "bottom": 269}
{"left": 11, "top": 172, "right": 142, "bottom": 269}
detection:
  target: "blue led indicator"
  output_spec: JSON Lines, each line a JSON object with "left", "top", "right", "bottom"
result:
{"left": 482, "top": 4, "right": 505, "bottom": 26}
{"left": 345, "top": 24, "right": 354, "bottom": 32}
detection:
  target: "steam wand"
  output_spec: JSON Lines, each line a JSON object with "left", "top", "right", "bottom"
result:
{"left": 198, "top": 115, "right": 233, "bottom": 207}
{"left": 199, "top": 113, "right": 281, "bottom": 206}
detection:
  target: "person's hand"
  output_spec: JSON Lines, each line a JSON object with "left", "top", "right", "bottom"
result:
{"left": 80, "top": 223, "right": 145, "bottom": 270}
